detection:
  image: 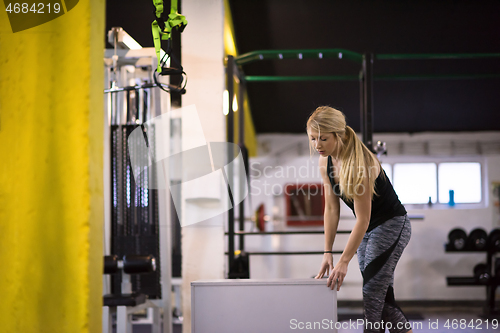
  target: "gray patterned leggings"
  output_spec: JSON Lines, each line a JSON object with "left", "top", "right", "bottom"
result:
{"left": 357, "top": 214, "right": 412, "bottom": 333}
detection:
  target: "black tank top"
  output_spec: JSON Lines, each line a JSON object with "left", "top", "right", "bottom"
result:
{"left": 327, "top": 155, "right": 407, "bottom": 232}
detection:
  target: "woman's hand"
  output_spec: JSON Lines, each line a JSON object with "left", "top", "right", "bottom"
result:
{"left": 315, "top": 253, "right": 334, "bottom": 279}
{"left": 327, "top": 259, "right": 348, "bottom": 291}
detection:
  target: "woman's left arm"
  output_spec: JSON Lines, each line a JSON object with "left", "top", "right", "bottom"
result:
{"left": 327, "top": 175, "right": 372, "bottom": 290}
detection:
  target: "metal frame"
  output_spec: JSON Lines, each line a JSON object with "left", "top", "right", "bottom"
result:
{"left": 232, "top": 49, "right": 500, "bottom": 147}
{"left": 226, "top": 55, "right": 254, "bottom": 277}
{"left": 224, "top": 49, "right": 370, "bottom": 273}
{"left": 223, "top": 47, "right": 500, "bottom": 274}
{"left": 445, "top": 248, "right": 500, "bottom": 317}
{"left": 104, "top": 47, "right": 173, "bottom": 333}
{"left": 226, "top": 56, "right": 236, "bottom": 271}
{"left": 361, "top": 53, "right": 374, "bottom": 151}
{"left": 238, "top": 76, "right": 247, "bottom": 254}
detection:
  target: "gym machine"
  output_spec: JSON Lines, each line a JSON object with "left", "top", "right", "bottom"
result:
{"left": 224, "top": 49, "right": 500, "bottom": 279}
{"left": 103, "top": 255, "right": 158, "bottom": 332}
{"left": 446, "top": 228, "right": 500, "bottom": 318}
{"left": 103, "top": 26, "right": 182, "bottom": 332}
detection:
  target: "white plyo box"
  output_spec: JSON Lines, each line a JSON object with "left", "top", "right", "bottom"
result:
{"left": 191, "top": 278, "right": 337, "bottom": 333}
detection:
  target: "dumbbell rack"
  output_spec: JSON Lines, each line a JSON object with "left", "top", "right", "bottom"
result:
{"left": 445, "top": 244, "right": 500, "bottom": 318}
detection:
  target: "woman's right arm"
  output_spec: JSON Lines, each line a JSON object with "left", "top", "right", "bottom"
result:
{"left": 315, "top": 155, "right": 341, "bottom": 279}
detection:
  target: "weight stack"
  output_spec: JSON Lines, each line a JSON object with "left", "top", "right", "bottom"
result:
{"left": 110, "top": 125, "right": 161, "bottom": 298}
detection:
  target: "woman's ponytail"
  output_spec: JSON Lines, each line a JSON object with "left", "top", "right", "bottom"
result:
{"left": 338, "top": 126, "right": 380, "bottom": 202}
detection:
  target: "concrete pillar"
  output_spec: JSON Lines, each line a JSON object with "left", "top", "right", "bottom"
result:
{"left": 181, "top": 1, "right": 226, "bottom": 332}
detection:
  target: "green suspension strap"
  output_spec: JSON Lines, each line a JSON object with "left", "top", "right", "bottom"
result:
{"left": 152, "top": 0, "right": 188, "bottom": 73}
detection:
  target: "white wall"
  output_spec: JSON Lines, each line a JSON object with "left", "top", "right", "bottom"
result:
{"left": 241, "top": 131, "right": 500, "bottom": 301}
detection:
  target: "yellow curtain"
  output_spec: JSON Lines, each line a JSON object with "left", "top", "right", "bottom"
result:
{"left": 0, "top": 1, "right": 104, "bottom": 332}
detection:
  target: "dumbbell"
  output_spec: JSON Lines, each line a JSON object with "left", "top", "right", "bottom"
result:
{"left": 495, "top": 258, "right": 500, "bottom": 277}
{"left": 468, "top": 228, "right": 488, "bottom": 251}
{"left": 448, "top": 228, "right": 467, "bottom": 250}
{"left": 104, "top": 254, "right": 156, "bottom": 274}
{"left": 487, "top": 229, "right": 500, "bottom": 252}
{"left": 473, "top": 263, "right": 491, "bottom": 284}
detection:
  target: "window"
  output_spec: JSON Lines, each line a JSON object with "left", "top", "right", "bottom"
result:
{"left": 381, "top": 163, "right": 392, "bottom": 182}
{"left": 438, "top": 163, "right": 482, "bottom": 204}
{"left": 393, "top": 163, "right": 437, "bottom": 204}
{"left": 389, "top": 161, "right": 483, "bottom": 205}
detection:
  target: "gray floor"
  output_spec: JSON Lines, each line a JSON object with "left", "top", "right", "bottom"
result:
{"left": 127, "top": 309, "right": 500, "bottom": 332}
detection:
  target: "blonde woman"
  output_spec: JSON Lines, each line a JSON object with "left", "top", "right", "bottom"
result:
{"left": 308, "top": 106, "right": 412, "bottom": 333}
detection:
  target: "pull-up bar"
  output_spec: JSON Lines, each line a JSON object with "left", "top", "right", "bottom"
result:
{"left": 235, "top": 49, "right": 500, "bottom": 66}
{"left": 235, "top": 49, "right": 500, "bottom": 86}
{"left": 244, "top": 73, "right": 500, "bottom": 82}
{"left": 234, "top": 48, "right": 363, "bottom": 65}
{"left": 245, "top": 75, "right": 360, "bottom": 82}
{"left": 235, "top": 49, "right": 500, "bottom": 82}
